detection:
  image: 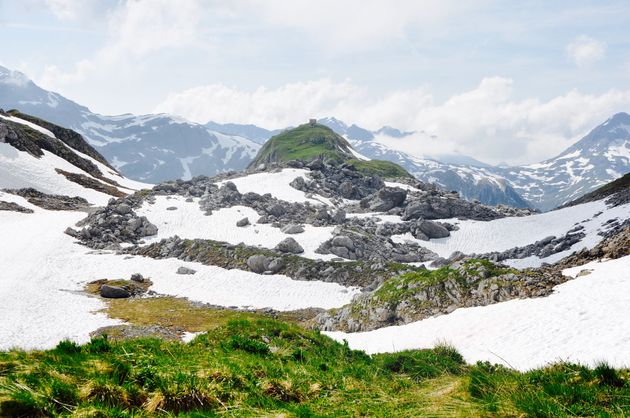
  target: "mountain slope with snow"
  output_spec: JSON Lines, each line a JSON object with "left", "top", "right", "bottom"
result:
{"left": 0, "top": 110, "right": 149, "bottom": 205}
{"left": 0, "top": 66, "right": 260, "bottom": 183}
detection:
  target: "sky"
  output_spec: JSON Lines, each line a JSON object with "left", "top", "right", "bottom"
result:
{"left": 1, "top": 0, "right": 630, "bottom": 165}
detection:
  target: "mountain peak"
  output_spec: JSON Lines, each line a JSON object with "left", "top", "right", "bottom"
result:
{"left": 603, "top": 112, "right": 630, "bottom": 127}
{"left": 0, "top": 65, "right": 31, "bottom": 87}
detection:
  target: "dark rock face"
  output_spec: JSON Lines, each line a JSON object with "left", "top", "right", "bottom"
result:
{"left": 100, "top": 285, "right": 131, "bottom": 299}
{"left": 8, "top": 110, "right": 113, "bottom": 169}
{"left": 0, "top": 112, "right": 115, "bottom": 183}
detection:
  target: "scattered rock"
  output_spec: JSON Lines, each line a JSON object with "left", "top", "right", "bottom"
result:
{"left": 236, "top": 217, "right": 250, "bottom": 227}
{"left": 176, "top": 266, "right": 197, "bottom": 275}
{"left": 281, "top": 224, "right": 305, "bottom": 234}
{"left": 130, "top": 273, "right": 145, "bottom": 283}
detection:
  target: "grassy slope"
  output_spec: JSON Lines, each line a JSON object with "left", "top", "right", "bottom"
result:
{"left": 346, "top": 159, "right": 414, "bottom": 179}
{"left": 2, "top": 319, "right": 630, "bottom": 417}
{"left": 249, "top": 124, "right": 354, "bottom": 166}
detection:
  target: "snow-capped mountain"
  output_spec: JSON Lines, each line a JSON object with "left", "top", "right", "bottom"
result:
{"left": 0, "top": 66, "right": 260, "bottom": 183}
{"left": 321, "top": 115, "right": 630, "bottom": 211}
{"left": 493, "top": 113, "right": 630, "bottom": 211}
{"left": 351, "top": 141, "right": 532, "bottom": 208}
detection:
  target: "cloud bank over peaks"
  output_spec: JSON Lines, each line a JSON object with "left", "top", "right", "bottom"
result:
{"left": 154, "top": 77, "right": 630, "bottom": 166}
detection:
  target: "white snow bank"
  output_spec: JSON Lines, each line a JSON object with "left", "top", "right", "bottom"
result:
{"left": 137, "top": 196, "right": 337, "bottom": 260}
{"left": 392, "top": 199, "right": 630, "bottom": 268}
{"left": 215, "top": 169, "right": 333, "bottom": 206}
{"left": 326, "top": 255, "right": 630, "bottom": 371}
{"left": 384, "top": 181, "right": 418, "bottom": 192}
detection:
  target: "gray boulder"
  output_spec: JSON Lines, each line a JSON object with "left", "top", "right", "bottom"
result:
{"left": 332, "top": 208, "right": 346, "bottom": 223}
{"left": 416, "top": 220, "right": 450, "bottom": 239}
{"left": 130, "top": 273, "right": 145, "bottom": 283}
{"left": 331, "top": 235, "right": 355, "bottom": 250}
{"left": 267, "top": 257, "right": 285, "bottom": 273}
{"left": 281, "top": 224, "right": 305, "bottom": 234}
{"left": 100, "top": 285, "right": 130, "bottom": 299}
{"left": 266, "top": 203, "right": 285, "bottom": 217}
{"left": 176, "top": 266, "right": 197, "bottom": 275}
{"left": 275, "top": 237, "right": 304, "bottom": 254}
{"left": 236, "top": 217, "right": 250, "bottom": 227}
{"left": 369, "top": 187, "right": 407, "bottom": 212}
{"left": 247, "top": 255, "right": 269, "bottom": 273}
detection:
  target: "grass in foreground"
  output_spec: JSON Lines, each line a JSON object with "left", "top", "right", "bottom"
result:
{"left": 1, "top": 319, "right": 629, "bottom": 417}
{"left": 0, "top": 320, "right": 475, "bottom": 417}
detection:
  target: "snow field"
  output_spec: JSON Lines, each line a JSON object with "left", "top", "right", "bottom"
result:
{"left": 0, "top": 206, "right": 358, "bottom": 350}
{"left": 136, "top": 196, "right": 338, "bottom": 260}
{"left": 326, "top": 255, "right": 630, "bottom": 371}
{"left": 390, "top": 199, "right": 630, "bottom": 268}
{"left": 215, "top": 169, "right": 333, "bottom": 206}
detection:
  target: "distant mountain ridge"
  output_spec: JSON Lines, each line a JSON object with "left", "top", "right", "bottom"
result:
{"left": 0, "top": 66, "right": 260, "bottom": 183}
{"left": 319, "top": 115, "right": 630, "bottom": 211}
{"left": 2, "top": 65, "right": 627, "bottom": 210}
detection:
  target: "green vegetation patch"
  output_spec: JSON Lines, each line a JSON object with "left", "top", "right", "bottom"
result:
{"left": 374, "top": 259, "right": 517, "bottom": 305}
{"left": 102, "top": 297, "right": 261, "bottom": 333}
{"left": 2, "top": 318, "right": 630, "bottom": 416}
{"left": 469, "top": 361, "right": 630, "bottom": 416}
{"left": 250, "top": 123, "right": 353, "bottom": 165}
{"left": 347, "top": 159, "right": 414, "bottom": 179}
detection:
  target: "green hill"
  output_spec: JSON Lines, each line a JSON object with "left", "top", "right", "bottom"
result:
{"left": 248, "top": 122, "right": 413, "bottom": 179}
{"left": 248, "top": 123, "right": 355, "bottom": 167}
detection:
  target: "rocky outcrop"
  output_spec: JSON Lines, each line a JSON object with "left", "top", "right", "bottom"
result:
{"left": 475, "top": 226, "right": 587, "bottom": 263}
{"left": 4, "top": 188, "right": 90, "bottom": 211}
{"left": 0, "top": 201, "right": 33, "bottom": 213}
{"left": 125, "top": 236, "right": 430, "bottom": 289}
{"left": 314, "top": 259, "right": 565, "bottom": 332}
{"left": 66, "top": 196, "right": 158, "bottom": 249}
{"left": 315, "top": 229, "right": 436, "bottom": 263}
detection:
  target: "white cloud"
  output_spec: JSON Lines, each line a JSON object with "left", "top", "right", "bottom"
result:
{"left": 566, "top": 35, "right": 606, "bottom": 67}
{"left": 155, "top": 77, "right": 630, "bottom": 165}
{"left": 234, "top": 0, "right": 480, "bottom": 50}
{"left": 38, "top": 0, "right": 203, "bottom": 88}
